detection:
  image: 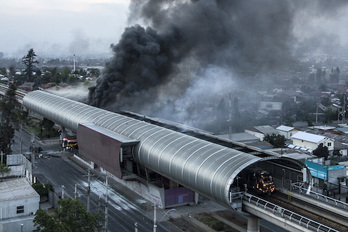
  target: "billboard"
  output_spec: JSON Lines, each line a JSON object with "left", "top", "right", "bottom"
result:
{"left": 305, "top": 160, "right": 327, "bottom": 180}
{"left": 305, "top": 160, "right": 346, "bottom": 181}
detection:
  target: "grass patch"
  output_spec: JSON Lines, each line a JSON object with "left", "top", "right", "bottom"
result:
{"left": 194, "top": 212, "right": 239, "bottom": 232}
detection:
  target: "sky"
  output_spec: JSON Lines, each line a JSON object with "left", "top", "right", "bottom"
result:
{"left": 0, "top": 0, "right": 130, "bottom": 58}
{"left": 1, "top": 0, "right": 348, "bottom": 59}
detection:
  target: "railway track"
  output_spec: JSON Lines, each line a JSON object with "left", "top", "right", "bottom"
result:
{"left": 0, "top": 84, "right": 27, "bottom": 98}
{"left": 262, "top": 191, "right": 348, "bottom": 231}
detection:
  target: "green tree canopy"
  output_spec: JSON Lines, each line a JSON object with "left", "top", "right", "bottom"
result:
{"left": 263, "top": 133, "right": 286, "bottom": 148}
{"left": 22, "top": 48, "right": 39, "bottom": 82}
{"left": 34, "top": 198, "right": 103, "bottom": 232}
{"left": 32, "top": 183, "right": 54, "bottom": 198}
{"left": 0, "top": 163, "right": 11, "bottom": 175}
{"left": 0, "top": 83, "right": 19, "bottom": 155}
{"left": 312, "top": 143, "right": 329, "bottom": 160}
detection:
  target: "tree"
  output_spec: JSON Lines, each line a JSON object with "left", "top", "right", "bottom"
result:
{"left": 34, "top": 198, "right": 103, "bottom": 232}
{"left": 40, "top": 118, "right": 54, "bottom": 135}
{"left": 9, "top": 66, "right": 16, "bottom": 78}
{"left": 32, "top": 183, "right": 54, "bottom": 198}
{"left": 264, "top": 133, "right": 286, "bottom": 148}
{"left": 0, "top": 83, "right": 19, "bottom": 155}
{"left": 0, "top": 163, "right": 11, "bottom": 175}
{"left": 312, "top": 143, "right": 329, "bottom": 160}
{"left": 329, "top": 67, "right": 340, "bottom": 83}
{"left": 0, "top": 67, "right": 6, "bottom": 75}
{"left": 22, "top": 48, "right": 39, "bottom": 81}
{"left": 321, "top": 97, "right": 331, "bottom": 107}
{"left": 323, "top": 108, "right": 337, "bottom": 123}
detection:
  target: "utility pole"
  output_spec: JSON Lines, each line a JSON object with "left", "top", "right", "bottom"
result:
{"left": 87, "top": 168, "right": 91, "bottom": 212}
{"left": 134, "top": 222, "right": 138, "bottom": 232}
{"left": 153, "top": 204, "right": 157, "bottom": 232}
{"left": 343, "top": 94, "right": 346, "bottom": 124}
{"left": 104, "top": 174, "right": 108, "bottom": 232}
{"left": 228, "top": 93, "right": 232, "bottom": 140}
{"left": 74, "top": 184, "right": 79, "bottom": 199}
{"left": 20, "top": 124, "right": 22, "bottom": 154}
{"left": 61, "top": 185, "right": 65, "bottom": 199}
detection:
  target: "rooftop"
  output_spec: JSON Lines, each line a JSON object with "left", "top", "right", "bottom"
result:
{"left": 291, "top": 131, "right": 326, "bottom": 143}
{"left": 0, "top": 178, "right": 39, "bottom": 202}
{"left": 276, "top": 125, "right": 295, "bottom": 132}
{"left": 253, "top": 125, "right": 279, "bottom": 135}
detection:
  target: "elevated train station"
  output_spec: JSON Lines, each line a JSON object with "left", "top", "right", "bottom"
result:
{"left": 5, "top": 88, "right": 344, "bottom": 231}
{"left": 22, "top": 91, "right": 308, "bottom": 206}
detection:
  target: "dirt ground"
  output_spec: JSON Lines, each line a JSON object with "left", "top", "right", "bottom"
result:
{"left": 169, "top": 210, "right": 274, "bottom": 232}
{"left": 169, "top": 210, "right": 247, "bottom": 232}
{"left": 169, "top": 216, "right": 205, "bottom": 232}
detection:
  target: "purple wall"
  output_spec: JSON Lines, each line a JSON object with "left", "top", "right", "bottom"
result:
{"left": 165, "top": 187, "right": 194, "bottom": 207}
{"left": 77, "top": 124, "right": 122, "bottom": 178}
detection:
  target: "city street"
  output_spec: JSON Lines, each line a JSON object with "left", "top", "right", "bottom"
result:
{"left": 11, "top": 129, "right": 181, "bottom": 232}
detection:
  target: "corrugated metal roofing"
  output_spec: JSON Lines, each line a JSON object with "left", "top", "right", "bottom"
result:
{"left": 23, "top": 91, "right": 263, "bottom": 207}
{"left": 276, "top": 125, "right": 295, "bottom": 132}
{"left": 291, "top": 131, "right": 325, "bottom": 143}
{"left": 254, "top": 125, "right": 278, "bottom": 135}
{"left": 81, "top": 122, "right": 139, "bottom": 145}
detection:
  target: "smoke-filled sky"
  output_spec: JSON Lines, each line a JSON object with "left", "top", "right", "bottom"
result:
{"left": 4, "top": 0, "right": 348, "bottom": 129}
{"left": 1, "top": 0, "right": 347, "bottom": 58}
{"left": 0, "top": 0, "right": 129, "bottom": 57}
{"left": 89, "top": 0, "right": 348, "bottom": 120}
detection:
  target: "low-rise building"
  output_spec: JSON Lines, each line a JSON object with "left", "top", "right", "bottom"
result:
{"left": 18, "top": 82, "right": 35, "bottom": 91}
{"left": 0, "top": 178, "right": 40, "bottom": 232}
{"left": 245, "top": 125, "right": 279, "bottom": 141}
{"left": 276, "top": 125, "right": 299, "bottom": 139}
{"left": 291, "top": 131, "right": 334, "bottom": 152}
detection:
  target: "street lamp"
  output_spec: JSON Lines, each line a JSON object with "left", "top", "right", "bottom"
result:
{"left": 74, "top": 184, "right": 80, "bottom": 199}
{"left": 159, "top": 208, "right": 176, "bottom": 222}
{"left": 61, "top": 185, "right": 65, "bottom": 199}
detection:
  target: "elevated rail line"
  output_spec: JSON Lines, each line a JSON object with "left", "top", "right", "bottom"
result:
{"left": 0, "top": 84, "right": 27, "bottom": 103}
{"left": 290, "top": 182, "right": 348, "bottom": 211}
{"left": 243, "top": 193, "right": 341, "bottom": 232}
{"left": 1, "top": 84, "right": 346, "bottom": 231}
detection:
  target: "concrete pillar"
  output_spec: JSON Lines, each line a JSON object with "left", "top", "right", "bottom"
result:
{"left": 194, "top": 192, "right": 199, "bottom": 204}
{"left": 247, "top": 215, "right": 260, "bottom": 232}
{"left": 302, "top": 168, "right": 307, "bottom": 183}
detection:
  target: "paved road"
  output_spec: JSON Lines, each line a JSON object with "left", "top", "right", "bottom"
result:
{"left": 11, "top": 130, "right": 176, "bottom": 231}
{"left": 11, "top": 129, "right": 284, "bottom": 232}
{"left": 33, "top": 154, "right": 181, "bottom": 232}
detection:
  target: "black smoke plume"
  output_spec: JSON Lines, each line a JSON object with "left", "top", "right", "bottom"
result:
{"left": 89, "top": 0, "right": 347, "bottom": 121}
{"left": 88, "top": 25, "right": 181, "bottom": 107}
{"left": 89, "top": 0, "right": 299, "bottom": 108}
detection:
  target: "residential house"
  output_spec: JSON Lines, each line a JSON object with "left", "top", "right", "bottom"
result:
{"left": 291, "top": 131, "right": 334, "bottom": 152}
{"left": 18, "top": 82, "right": 35, "bottom": 91}
{"left": 276, "top": 125, "right": 299, "bottom": 139}
{"left": 0, "top": 178, "right": 40, "bottom": 232}
{"left": 245, "top": 125, "right": 279, "bottom": 141}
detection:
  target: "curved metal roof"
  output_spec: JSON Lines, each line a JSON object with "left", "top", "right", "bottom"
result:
{"left": 23, "top": 91, "right": 262, "bottom": 207}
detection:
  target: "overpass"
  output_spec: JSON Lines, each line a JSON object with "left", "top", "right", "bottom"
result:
{"left": 1, "top": 85, "right": 346, "bottom": 232}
